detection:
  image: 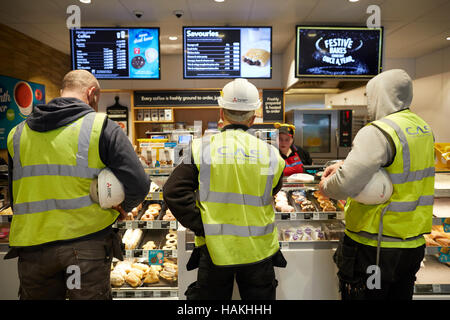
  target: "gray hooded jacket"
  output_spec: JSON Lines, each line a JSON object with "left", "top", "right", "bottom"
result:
{"left": 322, "top": 69, "right": 414, "bottom": 199}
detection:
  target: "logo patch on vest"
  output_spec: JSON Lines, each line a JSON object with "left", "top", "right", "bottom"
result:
{"left": 405, "top": 125, "right": 431, "bottom": 136}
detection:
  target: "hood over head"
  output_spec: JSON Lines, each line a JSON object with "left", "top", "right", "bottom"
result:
{"left": 366, "top": 69, "right": 413, "bottom": 121}
{"left": 26, "top": 97, "right": 94, "bottom": 132}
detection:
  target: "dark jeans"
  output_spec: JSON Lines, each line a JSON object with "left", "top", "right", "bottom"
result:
{"left": 334, "top": 235, "right": 425, "bottom": 300}
{"left": 185, "top": 246, "right": 286, "bottom": 300}
{"left": 13, "top": 231, "right": 122, "bottom": 300}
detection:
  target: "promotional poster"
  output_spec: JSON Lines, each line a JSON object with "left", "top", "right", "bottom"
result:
{"left": 296, "top": 27, "right": 383, "bottom": 78}
{"left": 0, "top": 75, "right": 45, "bottom": 149}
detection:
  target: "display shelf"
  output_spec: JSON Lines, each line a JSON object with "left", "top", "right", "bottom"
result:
{"left": 112, "top": 287, "right": 178, "bottom": 299}
{"left": 134, "top": 121, "right": 175, "bottom": 124}
{"left": 279, "top": 240, "right": 339, "bottom": 250}
{"left": 435, "top": 172, "right": 450, "bottom": 197}
{"left": 415, "top": 255, "right": 450, "bottom": 295}
{"left": 425, "top": 246, "right": 449, "bottom": 256}
{"left": 113, "top": 220, "right": 177, "bottom": 230}
{"left": 276, "top": 211, "right": 344, "bottom": 221}
{"left": 146, "top": 192, "right": 164, "bottom": 201}
{"left": 124, "top": 248, "right": 178, "bottom": 260}
{"left": 144, "top": 167, "right": 174, "bottom": 176}
{"left": 0, "top": 215, "right": 12, "bottom": 223}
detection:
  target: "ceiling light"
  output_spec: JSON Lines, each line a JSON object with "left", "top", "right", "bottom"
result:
{"left": 79, "top": 0, "right": 91, "bottom": 3}
{"left": 169, "top": 36, "right": 178, "bottom": 41}
{"left": 447, "top": 36, "right": 450, "bottom": 40}
{"left": 348, "top": 0, "right": 359, "bottom": 2}
{"left": 214, "top": 0, "right": 225, "bottom": 2}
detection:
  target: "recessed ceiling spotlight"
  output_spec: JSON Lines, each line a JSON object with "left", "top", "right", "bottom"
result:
{"left": 447, "top": 36, "right": 450, "bottom": 40}
{"left": 169, "top": 36, "right": 178, "bottom": 41}
{"left": 79, "top": 0, "right": 91, "bottom": 3}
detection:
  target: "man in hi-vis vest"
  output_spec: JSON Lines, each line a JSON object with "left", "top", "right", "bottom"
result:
{"left": 164, "top": 78, "right": 287, "bottom": 300}
{"left": 320, "top": 69, "right": 435, "bottom": 300}
{"left": 5, "top": 70, "right": 149, "bottom": 299}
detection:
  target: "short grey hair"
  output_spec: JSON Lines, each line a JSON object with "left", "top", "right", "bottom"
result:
{"left": 223, "top": 109, "right": 255, "bottom": 123}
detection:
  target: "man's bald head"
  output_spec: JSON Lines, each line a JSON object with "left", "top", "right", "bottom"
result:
{"left": 61, "top": 70, "right": 100, "bottom": 111}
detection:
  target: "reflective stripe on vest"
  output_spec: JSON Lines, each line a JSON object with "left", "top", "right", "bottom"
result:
{"left": 379, "top": 118, "right": 435, "bottom": 184}
{"left": 12, "top": 113, "right": 101, "bottom": 182}
{"left": 12, "top": 113, "right": 100, "bottom": 215}
{"left": 198, "top": 134, "right": 279, "bottom": 209}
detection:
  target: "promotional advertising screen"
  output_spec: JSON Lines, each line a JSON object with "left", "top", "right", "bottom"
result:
{"left": 295, "top": 26, "right": 383, "bottom": 78}
{"left": 0, "top": 75, "right": 45, "bottom": 149}
{"left": 70, "top": 27, "right": 160, "bottom": 79}
{"left": 183, "top": 27, "right": 272, "bottom": 79}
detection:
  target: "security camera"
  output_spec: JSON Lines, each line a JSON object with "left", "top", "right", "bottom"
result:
{"left": 173, "top": 10, "right": 184, "bottom": 18}
{"left": 133, "top": 10, "right": 143, "bottom": 19}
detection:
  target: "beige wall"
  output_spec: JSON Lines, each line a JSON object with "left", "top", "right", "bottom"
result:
{"left": 0, "top": 23, "right": 70, "bottom": 103}
{"left": 411, "top": 46, "right": 450, "bottom": 142}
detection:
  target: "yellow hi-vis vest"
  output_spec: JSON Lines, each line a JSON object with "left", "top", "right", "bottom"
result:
{"left": 7, "top": 112, "right": 119, "bottom": 247}
{"left": 192, "top": 129, "right": 285, "bottom": 266}
{"left": 345, "top": 109, "right": 435, "bottom": 248}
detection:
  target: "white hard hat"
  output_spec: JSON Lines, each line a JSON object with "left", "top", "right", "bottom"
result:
{"left": 217, "top": 78, "right": 261, "bottom": 111}
{"left": 90, "top": 168, "right": 125, "bottom": 209}
{"left": 353, "top": 169, "right": 393, "bottom": 205}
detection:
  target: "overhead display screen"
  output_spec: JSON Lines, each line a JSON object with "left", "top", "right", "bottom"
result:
{"left": 295, "top": 26, "right": 383, "bottom": 78}
{"left": 70, "top": 27, "right": 160, "bottom": 79}
{"left": 183, "top": 27, "right": 272, "bottom": 79}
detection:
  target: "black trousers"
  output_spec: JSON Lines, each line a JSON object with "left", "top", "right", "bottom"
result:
{"left": 185, "top": 246, "right": 285, "bottom": 300}
{"left": 7, "top": 230, "right": 123, "bottom": 300}
{"left": 334, "top": 235, "right": 425, "bottom": 300}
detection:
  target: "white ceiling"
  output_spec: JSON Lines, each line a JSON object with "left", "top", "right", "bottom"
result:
{"left": 0, "top": 0, "right": 449, "bottom": 59}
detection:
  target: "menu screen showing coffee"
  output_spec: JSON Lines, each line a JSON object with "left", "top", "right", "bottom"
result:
{"left": 70, "top": 27, "right": 160, "bottom": 79}
{"left": 296, "top": 26, "right": 383, "bottom": 78}
{"left": 183, "top": 27, "right": 272, "bottom": 79}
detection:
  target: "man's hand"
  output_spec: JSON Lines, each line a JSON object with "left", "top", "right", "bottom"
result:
{"left": 113, "top": 204, "right": 127, "bottom": 221}
{"left": 321, "top": 161, "right": 344, "bottom": 180}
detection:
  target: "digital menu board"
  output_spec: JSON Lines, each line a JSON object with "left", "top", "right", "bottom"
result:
{"left": 70, "top": 27, "right": 160, "bottom": 79}
{"left": 295, "top": 26, "right": 383, "bottom": 78}
{"left": 183, "top": 27, "right": 272, "bottom": 79}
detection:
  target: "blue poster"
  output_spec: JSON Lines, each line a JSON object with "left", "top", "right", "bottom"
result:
{"left": 0, "top": 75, "right": 45, "bottom": 149}
{"left": 128, "top": 29, "right": 160, "bottom": 79}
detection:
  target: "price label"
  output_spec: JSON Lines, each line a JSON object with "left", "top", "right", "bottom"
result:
{"left": 290, "top": 213, "right": 297, "bottom": 220}
{"left": 135, "top": 291, "right": 144, "bottom": 298}
{"left": 125, "top": 250, "right": 133, "bottom": 258}
{"left": 170, "top": 221, "right": 177, "bottom": 229}
{"left": 146, "top": 221, "right": 154, "bottom": 229}
{"left": 172, "top": 250, "right": 178, "bottom": 258}
{"left": 153, "top": 291, "right": 161, "bottom": 298}
{"left": 125, "top": 221, "right": 132, "bottom": 229}
{"left": 432, "top": 284, "right": 441, "bottom": 293}
{"left": 142, "top": 250, "right": 149, "bottom": 259}
{"left": 281, "top": 242, "right": 289, "bottom": 250}
{"left": 313, "top": 212, "right": 320, "bottom": 220}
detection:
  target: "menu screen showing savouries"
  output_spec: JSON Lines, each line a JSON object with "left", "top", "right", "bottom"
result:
{"left": 296, "top": 26, "right": 383, "bottom": 78}
{"left": 183, "top": 27, "right": 272, "bottom": 79}
{"left": 70, "top": 27, "right": 160, "bottom": 79}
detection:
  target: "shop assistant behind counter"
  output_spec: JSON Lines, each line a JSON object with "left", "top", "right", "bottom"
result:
{"left": 275, "top": 123, "right": 312, "bottom": 176}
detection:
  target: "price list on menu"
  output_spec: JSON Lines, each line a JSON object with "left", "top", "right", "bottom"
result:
{"left": 72, "top": 29, "right": 129, "bottom": 78}
{"left": 184, "top": 28, "right": 241, "bottom": 78}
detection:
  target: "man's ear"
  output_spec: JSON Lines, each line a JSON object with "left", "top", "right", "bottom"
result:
{"left": 248, "top": 114, "right": 256, "bottom": 127}
{"left": 219, "top": 108, "right": 224, "bottom": 121}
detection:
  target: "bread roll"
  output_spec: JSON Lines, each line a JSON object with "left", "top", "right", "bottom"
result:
{"left": 110, "top": 271, "right": 125, "bottom": 287}
{"left": 125, "top": 272, "right": 141, "bottom": 287}
{"left": 141, "top": 213, "right": 154, "bottom": 221}
{"left": 128, "top": 268, "right": 144, "bottom": 279}
{"left": 143, "top": 270, "right": 159, "bottom": 284}
{"left": 148, "top": 203, "right": 161, "bottom": 211}
{"left": 132, "top": 263, "right": 150, "bottom": 274}
{"left": 142, "top": 241, "right": 156, "bottom": 250}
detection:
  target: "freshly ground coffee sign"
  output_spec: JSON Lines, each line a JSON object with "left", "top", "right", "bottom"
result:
{"left": 134, "top": 90, "right": 220, "bottom": 107}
